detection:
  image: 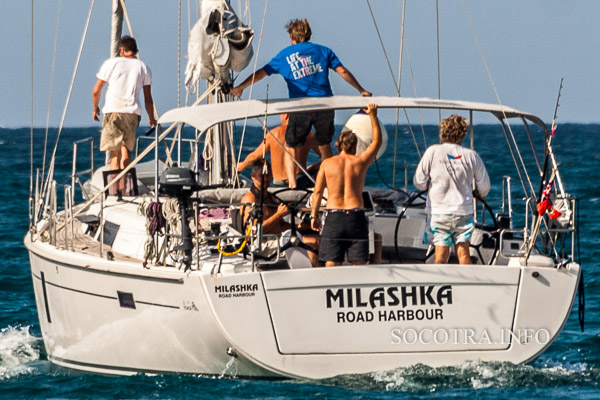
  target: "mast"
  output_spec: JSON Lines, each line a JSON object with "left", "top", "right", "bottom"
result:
{"left": 111, "top": 0, "right": 123, "bottom": 58}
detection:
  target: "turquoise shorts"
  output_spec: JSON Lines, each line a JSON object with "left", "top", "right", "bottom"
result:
{"left": 428, "top": 214, "right": 475, "bottom": 247}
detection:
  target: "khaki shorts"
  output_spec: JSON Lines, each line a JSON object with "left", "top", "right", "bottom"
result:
{"left": 100, "top": 113, "right": 140, "bottom": 151}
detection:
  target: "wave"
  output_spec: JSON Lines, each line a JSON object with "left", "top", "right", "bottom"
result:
{"left": 317, "top": 360, "right": 599, "bottom": 393}
{"left": 0, "top": 326, "right": 42, "bottom": 380}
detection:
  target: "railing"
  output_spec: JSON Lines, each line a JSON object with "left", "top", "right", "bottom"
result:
{"left": 49, "top": 181, "right": 57, "bottom": 246}
{"left": 135, "top": 136, "right": 197, "bottom": 163}
{"left": 500, "top": 196, "right": 577, "bottom": 263}
{"left": 71, "top": 137, "right": 95, "bottom": 203}
{"left": 501, "top": 176, "right": 513, "bottom": 227}
{"left": 64, "top": 185, "right": 74, "bottom": 251}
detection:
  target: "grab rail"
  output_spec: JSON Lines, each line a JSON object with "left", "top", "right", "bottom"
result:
{"left": 64, "top": 185, "right": 74, "bottom": 251}
{"left": 50, "top": 181, "right": 57, "bottom": 246}
{"left": 501, "top": 176, "right": 513, "bottom": 226}
{"left": 71, "top": 137, "right": 95, "bottom": 203}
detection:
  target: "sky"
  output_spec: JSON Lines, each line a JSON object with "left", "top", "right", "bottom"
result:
{"left": 2, "top": 0, "right": 600, "bottom": 128}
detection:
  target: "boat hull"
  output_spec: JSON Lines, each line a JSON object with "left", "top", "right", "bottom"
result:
{"left": 26, "top": 234, "right": 580, "bottom": 379}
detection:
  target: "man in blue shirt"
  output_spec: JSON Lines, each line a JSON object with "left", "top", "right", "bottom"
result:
{"left": 231, "top": 19, "right": 371, "bottom": 188}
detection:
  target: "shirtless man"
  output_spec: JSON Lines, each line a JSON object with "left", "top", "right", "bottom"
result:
{"left": 241, "top": 160, "right": 319, "bottom": 265}
{"left": 237, "top": 114, "right": 320, "bottom": 188}
{"left": 310, "top": 104, "right": 381, "bottom": 266}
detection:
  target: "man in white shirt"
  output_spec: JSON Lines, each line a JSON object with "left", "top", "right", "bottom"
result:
{"left": 413, "top": 115, "right": 490, "bottom": 264}
{"left": 92, "top": 36, "right": 156, "bottom": 173}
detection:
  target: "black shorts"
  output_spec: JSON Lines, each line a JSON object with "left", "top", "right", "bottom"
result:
{"left": 285, "top": 110, "right": 335, "bottom": 147}
{"left": 319, "top": 210, "right": 369, "bottom": 263}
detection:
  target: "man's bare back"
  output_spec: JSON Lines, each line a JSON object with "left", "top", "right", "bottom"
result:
{"left": 237, "top": 114, "right": 319, "bottom": 183}
{"left": 311, "top": 104, "right": 381, "bottom": 220}
{"left": 310, "top": 104, "right": 381, "bottom": 266}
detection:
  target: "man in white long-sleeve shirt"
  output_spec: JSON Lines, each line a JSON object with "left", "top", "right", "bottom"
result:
{"left": 413, "top": 115, "right": 490, "bottom": 264}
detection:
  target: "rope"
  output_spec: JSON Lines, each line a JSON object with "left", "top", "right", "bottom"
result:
{"left": 162, "top": 198, "right": 181, "bottom": 236}
{"left": 141, "top": 201, "right": 165, "bottom": 268}
{"left": 146, "top": 201, "right": 165, "bottom": 236}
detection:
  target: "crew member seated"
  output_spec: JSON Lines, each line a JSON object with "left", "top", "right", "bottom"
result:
{"left": 240, "top": 160, "right": 320, "bottom": 266}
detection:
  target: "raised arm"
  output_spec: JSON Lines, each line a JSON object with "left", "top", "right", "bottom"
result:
{"left": 238, "top": 139, "right": 271, "bottom": 173}
{"left": 357, "top": 104, "right": 382, "bottom": 165}
{"left": 334, "top": 65, "right": 371, "bottom": 97}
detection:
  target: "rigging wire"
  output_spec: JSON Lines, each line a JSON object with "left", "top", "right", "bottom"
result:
{"left": 459, "top": 0, "right": 536, "bottom": 198}
{"left": 233, "top": 0, "right": 269, "bottom": 187}
{"left": 119, "top": 0, "right": 134, "bottom": 38}
{"left": 365, "top": 0, "right": 420, "bottom": 160}
{"left": 41, "top": 0, "right": 62, "bottom": 188}
{"left": 392, "top": 0, "right": 406, "bottom": 189}
{"left": 404, "top": 45, "right": 427, "bottom": 148}
{"left": 435, "top": 0, "right": 441, "bottom": 122}
{"left": 365, "top": 0, "right": 422, "bottom": 175}
{"left": 178, "top": 0, "right": 182, "bottom": 108}
{"left": 366, "top": 0, "right": 399, "bottom": 90}
{"left": 42, "top": 0, "right": 96, "bottom": 205}
{"left": 185, "top": 0, "right": 192, "bottom": 106}
{"left": 29, "top": 0, "right": 34, "bottom": 229}
{"left": 118, "top": 0, "right": 160, "bottom": 126}
{"left": 177, "top": 0, "right": 182, "bottom": 165}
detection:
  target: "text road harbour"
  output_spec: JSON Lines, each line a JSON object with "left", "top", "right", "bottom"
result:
{"left": 325, "top": 285, "right": 452, "bottom": 323}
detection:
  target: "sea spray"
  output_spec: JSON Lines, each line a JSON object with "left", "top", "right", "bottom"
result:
{"left": 0, "top": 326, "right": 41, "bottom": 380}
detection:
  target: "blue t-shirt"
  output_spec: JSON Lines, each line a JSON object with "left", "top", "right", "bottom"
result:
{"left": 263, "top": 42, "right": 342, "bottom": 98}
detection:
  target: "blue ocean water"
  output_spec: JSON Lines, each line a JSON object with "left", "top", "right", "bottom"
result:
{"left": 0, "top": 123, "right": 598, "bottom": 399}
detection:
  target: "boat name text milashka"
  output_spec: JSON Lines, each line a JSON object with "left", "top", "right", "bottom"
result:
{"left": 325, "top": 285, "right": 454, "bottom": 309}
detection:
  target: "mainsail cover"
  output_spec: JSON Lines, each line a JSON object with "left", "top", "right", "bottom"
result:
{"left": 185, "top": 0, "right": 254, "bottom": 87}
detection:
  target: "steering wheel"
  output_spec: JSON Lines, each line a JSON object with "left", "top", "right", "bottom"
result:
{"left": 271, "top": 187, "right": 318, "bottom": 254}
{"left": 394, "top": 190, "right": 429, "bottom": 263}
{"left": 394, "top": 191, "right": 500, "bottom": 265}
{"left": 470, "top": 195, "right": 500, "bottom": 265}
{"left": 271, "top": 187, "right": 314, "bottom": 213}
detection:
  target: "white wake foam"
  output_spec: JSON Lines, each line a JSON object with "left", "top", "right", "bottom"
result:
{"left": 0, "top": 325, "right": 41, "bottom": 380}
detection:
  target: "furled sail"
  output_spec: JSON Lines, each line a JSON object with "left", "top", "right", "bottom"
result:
{"left": 185, "top": 0, "right": 254, "bottom": 87}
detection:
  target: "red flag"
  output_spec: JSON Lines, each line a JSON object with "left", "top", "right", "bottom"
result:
{"left": 547, "top": 206, "right": 562, "bottom": 219}
{"left": 536, "top": 177, "right": 562, "bottom": 219}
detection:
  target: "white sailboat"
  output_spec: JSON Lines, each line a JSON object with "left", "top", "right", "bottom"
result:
{"left": 25, "top": 1, "right": 582, "bottom": 378}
